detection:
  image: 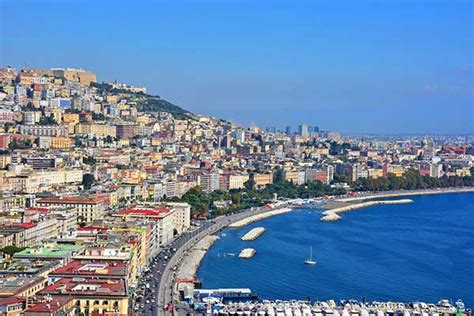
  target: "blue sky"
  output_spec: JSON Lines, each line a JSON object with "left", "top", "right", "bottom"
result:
{"left": 1, "top": 0, "right": 473, "bottom": 133}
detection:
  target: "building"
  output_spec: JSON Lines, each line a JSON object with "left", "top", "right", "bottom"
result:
{"left": 0, "top": 276, "right": 46, "bottom": 299}
{"left": 51, "top": 68, "right": 96, "bottom": 86}
{"left": 36, "top": 197, "right": 105, "bottom": 223}
{"left": 13, "top": 244, "right": 85, "bottom": 263}
{"left": 23, "top": 297, "right": 74, "bottom": 316}
{"left": 200, "top": 173, "right": 220, "bottom": 193}
{"left": 39, "top": 278, "right": 128, "bottom": 315}
{"left": 298, "top": 124, "right": 309, "bottom": 137}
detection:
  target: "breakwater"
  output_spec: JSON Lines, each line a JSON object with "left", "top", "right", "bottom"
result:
{"left": 241, "top": 227, "right": 266, "bottom": 241}
{"left": 229, "top": 207, "right": 292, "bottom": 228}
{"left": 239, "top": 248, "right": 256, "bottom": 259}
{"left": 320, "top": 199, "right": 414, "bottom": 221}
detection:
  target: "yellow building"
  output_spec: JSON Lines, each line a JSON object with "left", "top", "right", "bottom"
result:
{"left": 254, "top": 173, "right": 274, "bottom": 187}
{"left": 388, "top": 165, "right": 405, "bottom": 177}
{"left": 63, "top": 113, "right": 80, "bottom": 124}
{"left": 50, "top": 136, "right": 72, "bottom": 149}
{"left": 75, "top": 123, "right": 117, "bottom": 138}
{"left": 368, "top": 168, "right": 384, "bottom": 179}
{"left": 40, "top": 278, "right": 128, "bottom": 315}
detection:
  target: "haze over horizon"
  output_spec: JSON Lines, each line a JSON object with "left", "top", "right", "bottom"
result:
{"left": 1, "top": 0, "right": 473, "bottom": 134}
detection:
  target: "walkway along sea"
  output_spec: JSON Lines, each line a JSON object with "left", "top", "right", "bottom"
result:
{"left": 196, "top": 192, "right": 474, "bottom": 307}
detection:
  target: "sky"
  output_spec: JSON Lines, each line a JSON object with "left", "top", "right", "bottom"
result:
{"left": 1, "top": 0, "right": 473, "bottom": 134}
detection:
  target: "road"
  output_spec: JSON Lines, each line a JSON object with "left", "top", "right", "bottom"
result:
{"left": 138, "top": 205, "right": 287, "bottom": 316}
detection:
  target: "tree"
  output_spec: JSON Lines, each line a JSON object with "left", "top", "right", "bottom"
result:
{"left": 82, "top": 173, "right": 95, "bottom": 190}
{"left": 0, "top": 246, "right": 25, "bottom": 256}
{"left": 244, "top": 178, "right": 256, "bottom": 191}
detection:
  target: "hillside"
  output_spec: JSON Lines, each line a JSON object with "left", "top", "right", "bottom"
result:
{"left": 91, "top": 82, "right": 191, "bottom": 119}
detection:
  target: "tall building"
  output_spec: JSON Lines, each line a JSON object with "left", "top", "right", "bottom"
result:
{"left": 298, "top": 124, "right": 309, "bottom": 136}
{"left": 285, "top": 126, "right": 291, "bottom": 135}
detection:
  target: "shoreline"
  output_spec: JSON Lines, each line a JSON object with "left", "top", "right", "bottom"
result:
{"left": 174, "top": 187, "right": 474, "bottom": 290}
{"left": 335, "top": 187, "right": 474, "bottom": 203}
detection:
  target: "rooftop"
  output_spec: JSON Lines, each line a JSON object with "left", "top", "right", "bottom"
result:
{"left": 40, "top": 278, "right": 127, "bottom": 297}
{"left": 0, "top": 276, "right": 45, "bottom": 297}
{"left": 14, "top": 244, "right": 84, "bottom": 260}
{"left": 118, "top": 206, "right": 171, "bottom": 217}
{"left": 38, "top": 196, "right": 104, "bottom": 204}
{"left": 24, "top": 296, "right": 73, "bottom": 313}
{"left": 50, "top": 260, "right": 128, "bottom": 278}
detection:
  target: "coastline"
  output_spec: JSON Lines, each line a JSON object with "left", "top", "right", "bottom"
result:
{"left": 335, "top": 187, "right": 474, "bottom": 203}
{"left": 174, "top": 187, "right": 474, "bottom": 291}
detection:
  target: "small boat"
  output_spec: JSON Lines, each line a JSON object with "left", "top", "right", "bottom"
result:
{"left": 304, "top": 246, "right": 317, "bottom": 265}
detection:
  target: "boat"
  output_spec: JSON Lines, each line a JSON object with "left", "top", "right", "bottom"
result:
{"left": 304, "top": 246, "right": 317, "bottom": 265}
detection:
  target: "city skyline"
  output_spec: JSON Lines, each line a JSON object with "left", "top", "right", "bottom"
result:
{"left": 1, "top": 0, "right": 472, "bottom": 134}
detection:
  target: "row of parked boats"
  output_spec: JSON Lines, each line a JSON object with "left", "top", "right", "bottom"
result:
{"left": 204, "top": 299, "right": 468, "bottom": 316}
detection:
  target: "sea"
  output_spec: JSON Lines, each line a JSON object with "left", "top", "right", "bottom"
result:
{"left": 197, "top": 192, "right": 474, "bottom": 307}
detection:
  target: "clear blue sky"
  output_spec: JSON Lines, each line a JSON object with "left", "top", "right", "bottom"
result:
{"left": 1, "top": 0, "right": 473, "bottom": 133}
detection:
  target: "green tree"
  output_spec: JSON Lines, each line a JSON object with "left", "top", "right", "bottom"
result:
{"left": 0, "top": 246, "right": 25, "bottom": 256}
{"left": 82, "top": 173, "right": 95, "bottom": 190}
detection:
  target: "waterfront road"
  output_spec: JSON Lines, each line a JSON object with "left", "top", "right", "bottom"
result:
{"left": 139, "top": 206, "right": 279, "bottom": 316}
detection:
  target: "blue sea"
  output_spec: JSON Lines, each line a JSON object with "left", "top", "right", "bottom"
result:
{"left": 197, "top": 192, "right": 474, "bottom": 306}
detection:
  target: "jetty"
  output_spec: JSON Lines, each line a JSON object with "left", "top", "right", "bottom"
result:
{"left": 239, "top": 248, "right": 256, "bottom": 259}
{"left": 321, "top": 199, "right": 413, "bottom": 222}
{"left": 241, "top": 227, "right": 266, "bottom": 241}
{"left": 229, "top": 207, "right": 292, "bottom": 228}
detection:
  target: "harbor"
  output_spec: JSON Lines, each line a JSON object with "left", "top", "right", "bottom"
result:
{"left": 241, "top": 227, "right": 266, "bottom": 241}
{"left": 320, "top": 199, "right": 414, "bottom": 222}
{"left": 190, "top": 298, "right": 470, "bottom": 316}
{"left": 239, "top": 248, "right": 256, "bottom": 259}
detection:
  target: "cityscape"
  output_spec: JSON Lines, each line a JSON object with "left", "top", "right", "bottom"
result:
{"left": 0, "top": 1, "right": 473, "bottom": 316}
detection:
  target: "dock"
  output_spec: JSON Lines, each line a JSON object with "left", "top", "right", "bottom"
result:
{"left": 239, "top": 248, "right": 256, "bottom": 259}
{"left": 241, "top": 227, "right": 266, "bottom": 241}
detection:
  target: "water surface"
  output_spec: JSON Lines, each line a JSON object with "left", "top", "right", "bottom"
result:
{"left": 197, "top": 193, "right": 474, "bottom": 306}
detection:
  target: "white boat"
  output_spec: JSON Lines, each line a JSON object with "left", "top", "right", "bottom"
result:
{"left": 304, "top": 246, "right": 317, "bottom": 265}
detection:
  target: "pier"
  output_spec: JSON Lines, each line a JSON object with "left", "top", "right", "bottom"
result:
{"left": 321, "top": 199, "right": 414, "bottom": 222}
{"left": 239, "top": 248, "right": 256, "bottom": 258}
{"left": 241, "top": 227, "right": 266, "bottom": 241}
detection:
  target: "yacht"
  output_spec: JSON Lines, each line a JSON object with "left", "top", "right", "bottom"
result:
{"left": 304, "top": 246, "right": 317, "bottom": 265}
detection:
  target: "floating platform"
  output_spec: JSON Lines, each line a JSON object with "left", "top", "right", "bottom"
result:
{"left": 241, "top": 227, "right": 266, "bottom": 241}
{"left": 239, "top": 248, "right": 256, "bottom": 259}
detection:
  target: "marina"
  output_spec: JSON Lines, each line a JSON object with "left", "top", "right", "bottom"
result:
{"left": 242, "top": 227, "right": 266, "bottom": 241}
{"left": 191, "top": 298, "right": 470, "bottom": 316}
